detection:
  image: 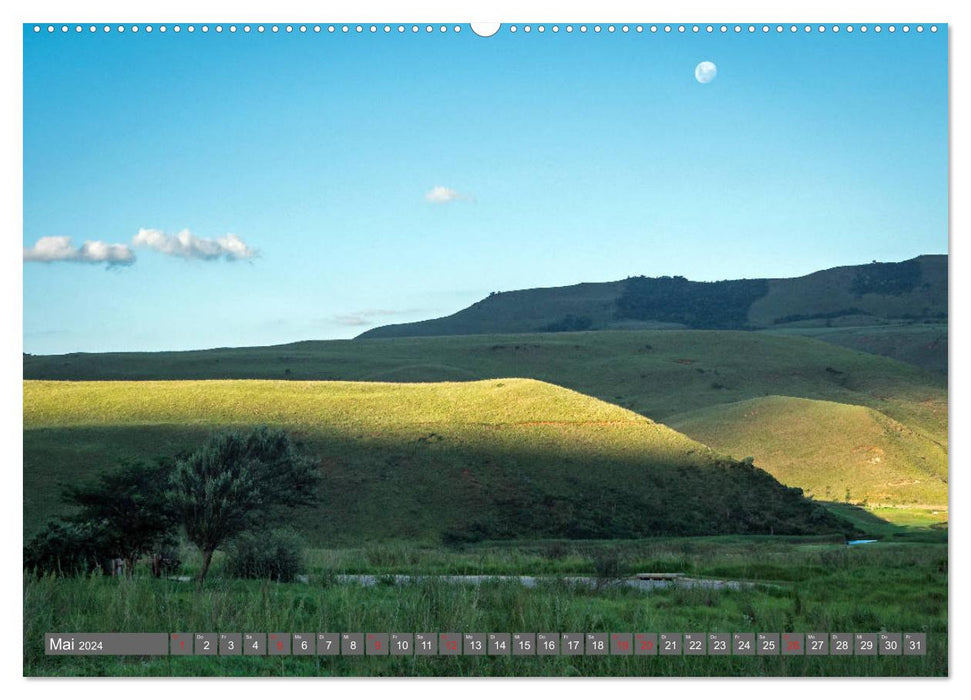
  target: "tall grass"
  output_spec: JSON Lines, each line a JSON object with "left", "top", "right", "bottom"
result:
{"left": 25, "top": 537, "right": 946, "bottom": 677}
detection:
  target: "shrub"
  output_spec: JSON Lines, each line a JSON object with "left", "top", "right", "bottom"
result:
{"left": 543, "top": 314, "right": 593, "bottom": 332}
{"left": 440, "top": 527, "right": 485, "bottom": 547}
{"left": 543, "top": 542, "right": 570, "bottom": 560}
{"left": 592, "top": 549, "right": 629, "bottom": 582}
{"left": 225, "top": 528, "right": 305, "bottom": 582}
{"left": 23, "top": 520, "right": 110, "bottom": 577}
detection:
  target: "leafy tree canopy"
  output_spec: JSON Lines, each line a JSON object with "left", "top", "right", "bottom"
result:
{"left": 168, "top": 427, "right": 320, "bottom": 583}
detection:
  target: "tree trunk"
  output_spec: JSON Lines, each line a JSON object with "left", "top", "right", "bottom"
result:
{"left": 125, "top": 554, "right": 136, "bottom": 578}
{"left": 198, "top": 548, "right": 215, "bottom": 588}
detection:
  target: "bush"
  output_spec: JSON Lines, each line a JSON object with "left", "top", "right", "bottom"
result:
{"left": 440, "top": 527, "right": 485, "bottom": 547}
{"left": 592, "top": 549, "right": 629, "bottom": 582}
{"left": 543, "top": 542, "right": 570, "bottom": 560}
{"left": 225, "top": 529, "right": 305, "bottom": 582}
{"left": 23, "top": 520, "right": 110, "bottom": 577}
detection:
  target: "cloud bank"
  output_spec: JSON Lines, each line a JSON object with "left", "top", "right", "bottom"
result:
{"left": 424, "top": 186, "right": 471, "bottom": 204}
{"left": 331, "top": 308, "right": 425, "bottom": 327}
{"left": 133, "top": 228, "right": 256, "bottom": 261}
{"left": 23, "top": 236, "right": 135, "bottom": 266}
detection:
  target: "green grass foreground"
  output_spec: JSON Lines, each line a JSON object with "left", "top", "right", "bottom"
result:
{"left": 24, "top": 536, "right": 947, "bottom": 677}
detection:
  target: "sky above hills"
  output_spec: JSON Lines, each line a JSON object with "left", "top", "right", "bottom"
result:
{"left": 23, "top": 24, "right": 947, "bottom": 353}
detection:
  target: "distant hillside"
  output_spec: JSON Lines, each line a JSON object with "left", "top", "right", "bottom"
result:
{"left": 23, "top": 379, "right": 851, "bottom": 542}
{"left": 358, "top": 255, "right": 947, "bottom": 371}
{"left": 668, "top": 396, "right": 948, "bottom": 507}
{"left": 763, "top": 323, "right": 948, "bottom": 375}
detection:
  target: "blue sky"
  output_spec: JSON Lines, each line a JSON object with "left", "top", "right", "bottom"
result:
{"left": 23, "top": 24, "right": 948, "bottom": 353}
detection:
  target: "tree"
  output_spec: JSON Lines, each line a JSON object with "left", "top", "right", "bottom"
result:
{"left": 168, "top": 427, "right": 320, "bottom": 585}
{"left": 62, "top": 460, "right": 179, "bottom": 577}
{"left": 23, "top": 519, "right": 111, "bottom": 576}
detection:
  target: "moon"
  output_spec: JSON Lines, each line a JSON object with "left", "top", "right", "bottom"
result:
{"left": 695, "top": 61, "right": 718, "bottom": 84}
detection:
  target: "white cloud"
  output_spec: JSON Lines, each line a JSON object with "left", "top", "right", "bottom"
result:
{"left": 332, "top": 314, "right": 373, "bottom": 327}
{"left": 23, "top": 236, "right": 135, "bottom": 266}
{"left": 132, "top": 228, "right": 256, "bottom": 261}
{"left": 424, "top": 186, "right": 471, "bottom": 204}
{"left": 330, "top": 308, "right": 425, "bottom": 326}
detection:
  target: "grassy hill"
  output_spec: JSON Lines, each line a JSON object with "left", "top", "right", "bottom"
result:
{"left": 23, "top": 331, "right": 947, "bottom": 519}
{"left": 667, "top": 396, "right": 948, "bottom": 507}
{"left": 746, "top": 255, "right": 946, "bottom": 327}
{"left": 24, "top": 330, "right": 947, "bottom": 444}
{"left": 764, "top": 323, "right": 947, "bottom": 375}
{"left": 356, "top": 255, "right": 946, "bottom": 372}
{"left": 23, "top": 378, "right": 850, "bottom": 543}
{"left": 356, "top": 280, "right": 639, "bottom": 337}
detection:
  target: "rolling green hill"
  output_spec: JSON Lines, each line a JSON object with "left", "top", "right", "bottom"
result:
{"left": 356, "top": 255, "right": 946, "bottom": 372}
{"left": 764, "top": 323, "right": 947, "bottom": 375}
{"left": 23, "top": 379, "right": 850, "bottom": 543}
{"left": 667, "top": 396, "right": 948, "bottom": 507}
{"left": 23, "top": 330, "right": 947, "bottom": 446}
{"left": 23, "top": 331, "right": 947, "bottom": 519}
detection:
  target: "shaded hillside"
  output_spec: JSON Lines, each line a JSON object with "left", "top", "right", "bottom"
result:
{"left": 23, "top": 379, "right": 851, "bottom": 542}
{"left": 354, "top": 280, "right": 638, "bottom": 338}
{"left": 765, "top": 323, "right": 947, "bottom": 375}
{"left": 668, "top": 396, "right": 948, "bottom": 507}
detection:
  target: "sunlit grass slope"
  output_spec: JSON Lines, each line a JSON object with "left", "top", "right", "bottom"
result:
{"left": 668, "top": 396, "right": 948, "bottom": 508}
{"left": 23, "top": 378, "right": 849, "bottom": 542}
{"left": 22, "top": 330, "right": 947, "bottom": 447}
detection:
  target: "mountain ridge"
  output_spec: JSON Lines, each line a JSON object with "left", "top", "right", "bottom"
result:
{"left": 358, "top": 254, "right": 947, "bottom": 340}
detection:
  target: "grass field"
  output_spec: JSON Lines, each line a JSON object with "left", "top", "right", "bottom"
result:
{"left": 24, "top": 330, "right": 945, "bottom": 440}
{"left": 23, "top": 378, "right": 849, "bottom": 543}
{"left": 765, "top": 323, "right": 947, "bottom": 375}
{"left": 24, "top": 330, "right": 948, "bottom": 522}
{"left": 24, "top": 331, "right": 947, "bottom": 426}
{"left": 668, "top": 395, "right": 948, "bottom": 507}
{"left": 24, "top": 535, "right": 947, "bottom": 676}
